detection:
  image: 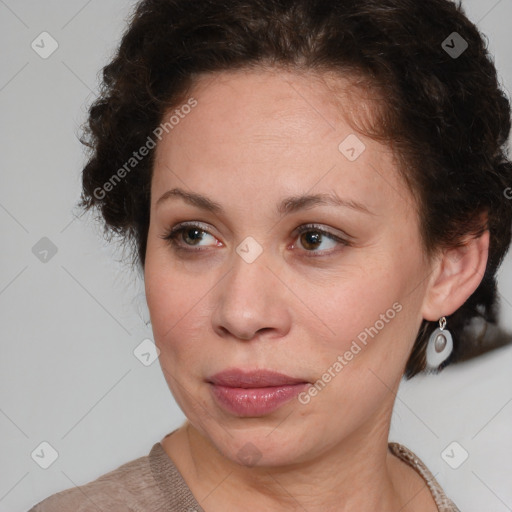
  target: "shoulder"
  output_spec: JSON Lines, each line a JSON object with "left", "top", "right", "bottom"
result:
{"left": 27, "top": 443, "right": 169, "bottom": 512}
{"left": 388, "top": 442, "right": 461, "bottom": 512}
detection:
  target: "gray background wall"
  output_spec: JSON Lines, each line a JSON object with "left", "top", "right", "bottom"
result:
{"left": 0, "top": 1, "right": 511, "bottom": 511}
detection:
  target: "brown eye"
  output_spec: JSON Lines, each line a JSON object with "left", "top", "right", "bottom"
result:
{"left": 160, "top": 222, "right": 220, "bottom": 251}
{"left": 293, "top": 224, "right": 349, "bottom": 255}
{"left": 299, "top": 231, "right": 324, "bottom": 251}
{"left": 180, "top": 227, "right": 206, "bottom": 246}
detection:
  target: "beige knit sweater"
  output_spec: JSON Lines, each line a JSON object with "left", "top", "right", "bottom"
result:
{"left": 28, "top": 435, "right": 460, "bottom": 511}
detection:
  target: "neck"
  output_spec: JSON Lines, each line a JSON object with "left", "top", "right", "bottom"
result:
{"left": 165, "top": 409, "right": 417, "bottom": 512}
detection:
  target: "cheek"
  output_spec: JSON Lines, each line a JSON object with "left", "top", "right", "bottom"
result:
{"left": 308, "top": 248, "right": 423, "bottom": 373}
{"left": 145, "top": 262, "right": 214, "bottom": 417}
{"left": 144, "top": 244, "right": 216, "bottom": 362}
{"left": 147, "top": 277, "right": 205, "bottom": 344}
{"left": 295, "top": 279, "right": 418, "bottom": 432}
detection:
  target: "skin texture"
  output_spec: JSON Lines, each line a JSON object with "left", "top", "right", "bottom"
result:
{"left": 144, "top": 68, "right": 489, "bottom": 511}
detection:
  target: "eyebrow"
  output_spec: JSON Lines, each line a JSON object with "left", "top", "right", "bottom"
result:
{"left": 156, "top": 188, "right": 224, "bottom": 213}
{"left": 156, "top": 187, "right": 374, "bottom": 216}
{"left": 277, "top": 192, "right": 374, "bottom": 216}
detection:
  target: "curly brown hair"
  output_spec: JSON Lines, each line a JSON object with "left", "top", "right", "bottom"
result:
{"left": 79, "top": 0, "right": 512, "bottom": 378}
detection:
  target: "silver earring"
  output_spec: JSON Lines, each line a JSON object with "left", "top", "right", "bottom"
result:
{"left": 426, "top": 317, "right": 453, "bottom": 371}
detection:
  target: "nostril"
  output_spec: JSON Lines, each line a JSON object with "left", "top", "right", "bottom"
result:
{"left": 256, "top": 327, "right": 273, "bottom": 335}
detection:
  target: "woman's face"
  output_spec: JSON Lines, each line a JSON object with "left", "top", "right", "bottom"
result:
{"left": 145, "top": 69, "right": 434, "bottom": 466}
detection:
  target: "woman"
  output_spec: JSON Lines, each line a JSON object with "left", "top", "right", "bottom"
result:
{"left": 29, "top": 0, "right": 511, "bottom": 510}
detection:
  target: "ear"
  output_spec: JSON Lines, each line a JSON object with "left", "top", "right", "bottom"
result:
{"left": 421, "top": 229, "right": 490, "bottom": 321}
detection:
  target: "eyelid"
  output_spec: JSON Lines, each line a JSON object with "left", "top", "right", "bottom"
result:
{"left": 292, "top": 223, "right": 352, "bottom": 241}
{"left": 160, "top": 221, "right": 351, "bottom": 254}
{"left": 159, "top": 221, "right": 221, "bottom": 251}
{"left": 291, "top": 223, "right": 351, "bottom": 254}
{"left": 168, "top": 220, "right": 214, "bottom": 233}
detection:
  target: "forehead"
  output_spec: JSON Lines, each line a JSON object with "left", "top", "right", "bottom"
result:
{"left": 175, "top": 68, "right": 375, "bottom": 143}
{"left": 151, "top": 68, "right": 412, "bottom": 219}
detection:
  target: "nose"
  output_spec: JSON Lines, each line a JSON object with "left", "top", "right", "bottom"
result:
{"left": 211, "top": 251, "right": 292, "bottom": 341}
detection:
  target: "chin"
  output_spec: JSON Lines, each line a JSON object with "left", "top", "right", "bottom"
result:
{"left": 203, "top": 419, "right": 317, "bottom": 469}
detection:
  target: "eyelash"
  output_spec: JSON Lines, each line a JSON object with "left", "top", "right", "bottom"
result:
{"left": 293, "top": 225, "right": 349, "bottom": 256}
{"left": 160, "top": 222, "right": 216, "bottom": 254}
{"left": 159, "top": 222, "right": 350, "bottom": 257}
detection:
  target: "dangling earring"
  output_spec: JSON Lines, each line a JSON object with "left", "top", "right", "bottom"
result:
{"left": 426, "top": 316, "right": 453, "bottom": 371}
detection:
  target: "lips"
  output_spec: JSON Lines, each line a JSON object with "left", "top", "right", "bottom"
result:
{"left": 207, "top": 369, "right": 308, "bottom": 388}
{"left": 207, "top": 369, "right": 310, "bottom": 416}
